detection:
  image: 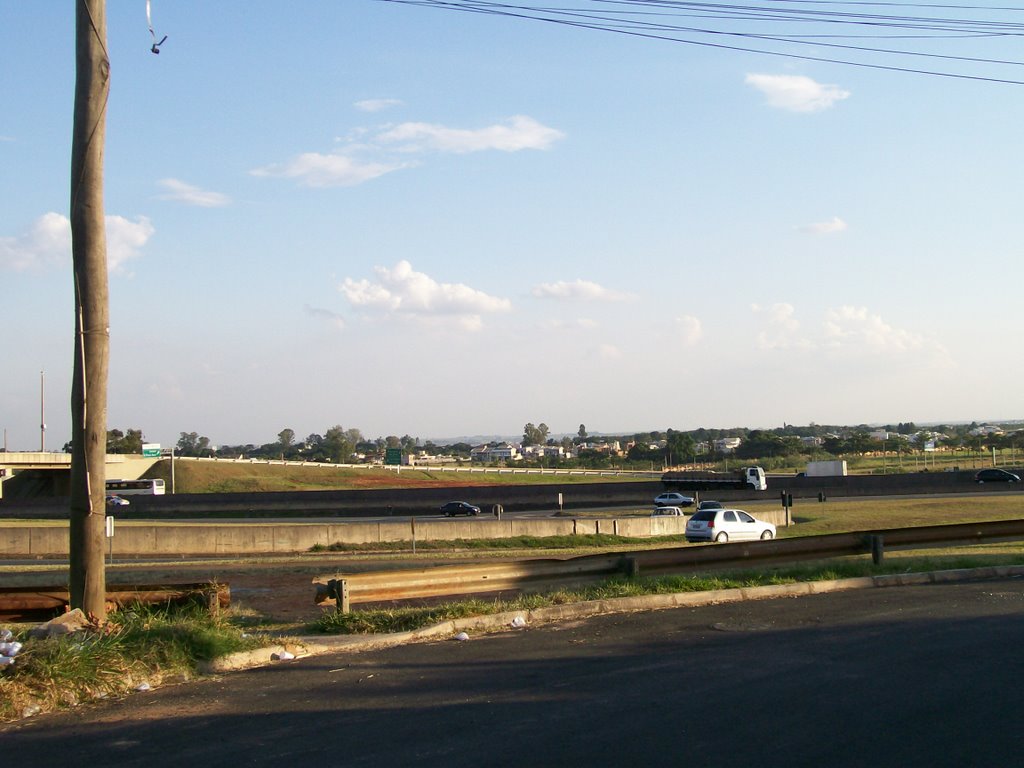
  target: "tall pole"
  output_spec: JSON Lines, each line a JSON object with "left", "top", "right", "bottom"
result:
{"left": 40, "top": 370, "right": 46, "bottom": 451}
{"left": 69, "top": 0, "right": 109, "bottom": 620}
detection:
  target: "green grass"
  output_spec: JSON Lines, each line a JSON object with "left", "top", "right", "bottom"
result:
{"left": 311, "top": 532, "right": 688, "bottom": 554}
{"left": 0, "top": 601, "right": 271, "bottom": 723}
{"left": 148, "top": 460, "right": 648, "bottom": 494}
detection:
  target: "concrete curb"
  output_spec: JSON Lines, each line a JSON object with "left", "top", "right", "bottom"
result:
{"left": 203, "top": 563, "right": 1024, "bottom": 674}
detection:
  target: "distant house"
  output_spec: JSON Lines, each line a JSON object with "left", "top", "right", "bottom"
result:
{"left": 521, "top": 444, "right": 565, "bottom": 459}
{"left": 714, "top": 437, "right": 742, "bottom": 454}
{"left": 471, "top": 443, "right": 521, "bottom": 463}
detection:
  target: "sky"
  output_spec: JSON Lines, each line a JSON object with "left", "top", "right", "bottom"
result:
{"left": 3, "top": 1, "right": 1023, "bottom": 451}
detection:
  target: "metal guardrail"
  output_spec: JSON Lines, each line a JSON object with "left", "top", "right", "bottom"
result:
{"left": 0, "top": 583, "right": 230, "bottom": 622}
{"left": 313, "top": 518, "right": 1024, "bottom": 612}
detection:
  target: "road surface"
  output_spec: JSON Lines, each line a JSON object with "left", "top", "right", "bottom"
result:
{"left": 2, "top": 577, "right": 1023, "bottom": 766}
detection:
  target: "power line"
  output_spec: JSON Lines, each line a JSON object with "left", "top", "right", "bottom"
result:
{"left": 375, "top": 0, "right": 1024, "bottom": 83}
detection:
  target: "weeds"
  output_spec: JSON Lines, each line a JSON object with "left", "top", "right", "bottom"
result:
{"left": 311, "top": 553, "right": 1024, "bottom": 636}
{"left": 0, "top": 602, "right": 268, "bottom": 723}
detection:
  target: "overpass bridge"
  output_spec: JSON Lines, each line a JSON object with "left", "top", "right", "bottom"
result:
{"left": 0, "top": 452, "right": 159, "bottom": 499}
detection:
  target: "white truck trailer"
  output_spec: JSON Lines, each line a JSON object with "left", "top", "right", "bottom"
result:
{"left": 804, "top": 460, "right": 848, "bottom": 477}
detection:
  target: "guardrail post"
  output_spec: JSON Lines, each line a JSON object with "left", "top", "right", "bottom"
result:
{"left": 870, "top": 535, "right": 884, "bottom": 565}
{"left": 620, "top": 556, "right": 640, "bottom": 578}
{"left": 327, "top": 578, "right": 350, "bottom": 613}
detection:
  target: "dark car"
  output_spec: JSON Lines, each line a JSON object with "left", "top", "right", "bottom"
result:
{"left": 440, "top": 501, "right": 482, "bottom": 517}
{"left": 975, "top": 468, "right": 1021, "bottom": 483}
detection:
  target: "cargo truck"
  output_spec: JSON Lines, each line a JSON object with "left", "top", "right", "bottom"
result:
{"left": 661, "top": 465, "right": 767, "bottom": 491}
{"left": 804, "top": 460, "right": 848, "bottom": 477}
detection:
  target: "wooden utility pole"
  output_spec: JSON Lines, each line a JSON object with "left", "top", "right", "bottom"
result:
{"left": 69, "top": 0, "right": 110, "bottom": 620}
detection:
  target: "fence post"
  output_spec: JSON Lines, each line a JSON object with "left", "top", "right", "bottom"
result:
{"left": 870, "top": 535, "right": 885, "bottom": 565}
{"left": 329, "top": 578, "right": 350, "bottom": 613}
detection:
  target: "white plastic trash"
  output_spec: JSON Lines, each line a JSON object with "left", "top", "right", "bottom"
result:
{"left": 0, "top": 629, "right": 12, "bottom": 642}
{"left": 453, "top": 632, "right": 470, "bottom": 641}
{"left": 510, "top": 616, "right": 526, "bottom": 628}
{"left": 0, "top": 641, "right": 23, "bottom": 657}
{"left": 273, "top": 651, "right": 296, "bottom": 661}
{"left": 0, "top": 657, "right": 15, "bottom": 667}
{"left": 135, "top": 682, "right": 151, "bottom": 692}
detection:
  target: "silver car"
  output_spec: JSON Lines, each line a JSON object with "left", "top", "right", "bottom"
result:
{"left": 686, "top": 508, "right": 775, "bottom": 543}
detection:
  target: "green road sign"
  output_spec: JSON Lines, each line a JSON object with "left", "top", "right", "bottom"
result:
{"left": 385, "top": 448, "right": 402, "bottom": 466}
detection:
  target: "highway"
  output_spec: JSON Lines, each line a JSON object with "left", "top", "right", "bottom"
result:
{"left": 2, "top": 577, "right": 1022, "bottom": 766}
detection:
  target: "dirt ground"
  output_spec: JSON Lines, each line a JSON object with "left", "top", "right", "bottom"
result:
{"left": 122, "top": 561, "right": 348, "bottom": 627}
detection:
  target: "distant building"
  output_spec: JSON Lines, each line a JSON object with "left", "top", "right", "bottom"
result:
{"left": 714, "top": 437, "right": 742, "bottom": 454}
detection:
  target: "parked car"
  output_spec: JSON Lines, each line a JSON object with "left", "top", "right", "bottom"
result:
{"left": 654, "top": 492, "right": 695, "bottom": 507}
{"left": 651, "top": 506, "right": 686, "bottom": 517}
{"left": 686, "top": 508, "right": 775, "bottom": 543}
{"left": 975, "top": 468, "right": 1020, "bottom": 483}
{"left": 440, "top": 501, "right": 481, "bottom": 517}
{"left": 696, "top": 500, "right": 724, "bottom": 513}
{"left": 105, "top": 494, "right": 130, "bottom": 507}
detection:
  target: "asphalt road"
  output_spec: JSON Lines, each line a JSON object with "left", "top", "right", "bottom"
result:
{"left": 3, "top": 578, "right": 1023, "bottom": 766}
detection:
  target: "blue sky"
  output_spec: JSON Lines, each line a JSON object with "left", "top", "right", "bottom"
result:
{"left": 3, "top": 2, "right": 1023, "bottom": 450}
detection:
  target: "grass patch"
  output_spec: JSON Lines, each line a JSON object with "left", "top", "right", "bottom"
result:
{"left": 311, "top": 550, "right": 1024, "bottom": 636}
{"left": 0, "top": 601, "right": 270, "bottom": 723}
{"left": 149, "top": 460, "right": 645, "bottom": 494}
{"left": 310, "top": 533, "right": 688, "bottom": 554}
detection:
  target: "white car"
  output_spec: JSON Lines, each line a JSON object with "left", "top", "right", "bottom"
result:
{"left": 654, "top": 492, "right": 695, "bottom": 507}
{"left": 651, "top": 506, "right": 686, "bottom": 517}
{"left": 685, "top": 508, "right": 775, "bottom": 543}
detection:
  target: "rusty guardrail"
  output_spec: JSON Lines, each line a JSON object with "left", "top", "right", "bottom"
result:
{"left": 0, "top": 581, "right": 230, "bottom": 622}
{"left": 313, "top": 518, "right": 1024, "bottom": 612}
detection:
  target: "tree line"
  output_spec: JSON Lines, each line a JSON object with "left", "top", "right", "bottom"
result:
{"left": 87, "top": 419, "right": 1022, "bottom": 470}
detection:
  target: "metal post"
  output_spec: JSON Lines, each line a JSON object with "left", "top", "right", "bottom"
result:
{"left": 871, "top": 535, "right": 884, "bottom": 565}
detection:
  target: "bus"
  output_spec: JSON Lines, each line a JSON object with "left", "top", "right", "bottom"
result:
{"left": 105, "top": 478, "right": 166, "bottom": 495}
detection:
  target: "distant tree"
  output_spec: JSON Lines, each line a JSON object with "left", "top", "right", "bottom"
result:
{"left": 107, "top": 428, "right": 143, "bottom": 454}
{"left": 177, "top": 431, "right": 212, "bottom": 457}
{"left": 385, "top": 436, "right": 401, "bottom": 449}
{"left": 278, "top": 428, "right": 295, "bottom": 449}
{"left": 323, "top": 425, "right": 355, "bottom": 463}
{"left": 578, "top": 424, "right": 587, "bottom": 441}
{"left": 664, "top": 429, "right": 695, "bottom": 466}
{"left": 523, "top": 422, "right": 550, "bottom": 447}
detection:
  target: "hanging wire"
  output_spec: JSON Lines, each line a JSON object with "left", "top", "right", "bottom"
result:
{"left": 374, "top": 0, "right": 1024, "bottom": 83}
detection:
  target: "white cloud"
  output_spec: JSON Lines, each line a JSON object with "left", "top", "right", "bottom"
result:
{"left": 0, "top": 212, "right": 70, "bottom": 270}
{"left": 745, "top": 74, "right": 850, "bottom": 113}
{"left": 752, "top": 302, "right": 808, "bottom": 350}
{"left": 823, "top": 306, "right": 944, "bottom": 356}
{"left": 340, "top": 260, "right": 511, "bottom": 331}
{"left": 676, "top": 315, "right": 703, "bottom": 346}
{"left": 376, "top": 115, "right": 564, "bottom": 154}
{"left": 532, "top": 279, "right": 635, "bottom": 302}
{"left": 105, "top": 215, "right": 155, "bottom": 272}
{"left": 749, "top": 303, "right": 949, "bottom": 363}
{"left": 0, "top": 212, "right": 153, "bottom": 273}
{"left": 354, "top": 98, "right": 402, "bottom": 113}
{"left": 254, "top": 115, "right": 563, "bottom": 188}
{"left": 251, "top": 153, "right": 411, "bottom": 188}
{"left": 543, "top": 317, "right": 600, "bottom": 331}
{"left": 305, "top": 305, "right": 346, "bottom": 330}
{"left": 800, "top": 216, "right": 848, "bottom": 235}
{"left": 157, "top": 178, "right": 230, "bottom": 207}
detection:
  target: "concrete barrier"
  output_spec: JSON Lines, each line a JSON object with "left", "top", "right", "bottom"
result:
{"left": 0, "top": 516, "right": 690, "bottom": 557}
